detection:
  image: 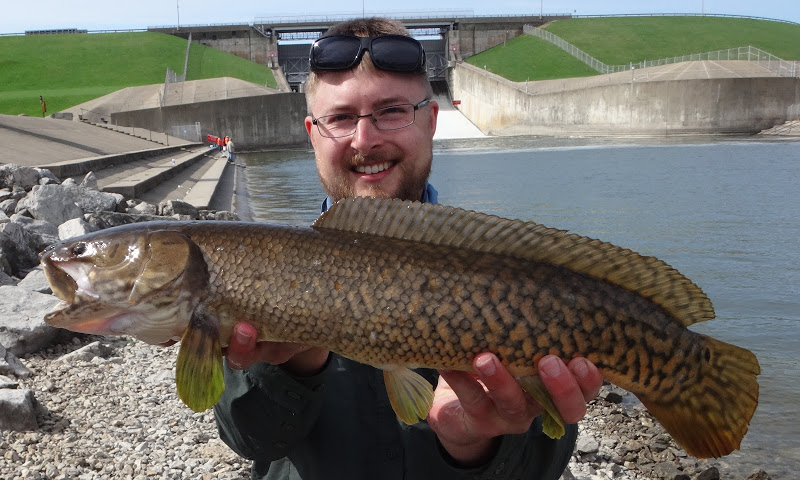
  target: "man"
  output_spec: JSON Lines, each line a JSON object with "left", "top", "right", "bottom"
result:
{"left": 214, "top": 18, "right": 603, "bottom": 480}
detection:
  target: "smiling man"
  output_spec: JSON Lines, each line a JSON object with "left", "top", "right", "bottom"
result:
{"left": 213, "top": 17, "right": 603, "bottom": 480}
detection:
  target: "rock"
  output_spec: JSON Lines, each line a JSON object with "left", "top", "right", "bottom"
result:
{"left": 0, "top": 270, "right": 15, "bottom": 286}
{"left": 130, "top": 201, "right": 158, "bottom": 216}
{"left": 160, "top": 199, "right": 199, "bottom": 219}
{"left": 0, "top": 374, "right": 19, "bottom": 388}
{"left": 58, "top": 217, "right": 99, "bottom": 240}
{"left": 80, "top": 171, "right": 99, "bottom": 190}
{"left": 0, "top": 285, "right": 65, "bottom": 356}
{"left": 0, "top": 388, "right": 38, "bottom": 431}
{"left": 18, "top": 267, "right": 52, "bottom": 294}
{"left": 213, "top": 210, "right": 239, "bottom": 221}
{"left": 84, "top": 210, "right": 166, "bottom": 230}
{"left": 651, "top": 461, "right": 679, "bottom": 478}
{"left": 0, "top": 343, "right": 33, "bottom": 378}
{"left": 62, "top": 183, "right": 119, "bottom": 214}
{"left": 15, "top": 184, "right": 84, "bottom": 225}
{"left": 0, "top": 221, "right": 40, "bottom": 277}
{"left": 10, "top": 214, "right": 59, "bottom": 253}
{"left": 697, "top": 466, "right": 721, "bottom": 480}
{"left": 746, "top": 469, "right": 772, "bottom": 480}
{"left": 55, "top": 341, "right": 114, "bottom": 363}
{"left": 0, "top": 164, "right": 41, "bottom": 191}
{"left": 34, "top": 167, "right": 60, "bottom": 185}
{"left": 0, "top": 198, "right": 16, "bottom": 216}
{"left": 576, "top": 436, "right": 600, "bottom": 454}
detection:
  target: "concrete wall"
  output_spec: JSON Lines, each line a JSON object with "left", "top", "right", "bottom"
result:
{"left": 111, "top": 93, "right": 309, "bottom": 150}
{"left": 449, "top": 63, "right": 800, "bottom": 135}
{"left": 153, "top": 26, "right": 274, "bottom": 65}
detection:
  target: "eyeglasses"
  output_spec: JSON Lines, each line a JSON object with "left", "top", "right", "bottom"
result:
{"left": 309, "top": 34, "right": 426, "bottom": 74}
{"left": 312, "top": 99, "right": 431, "bottom": 138}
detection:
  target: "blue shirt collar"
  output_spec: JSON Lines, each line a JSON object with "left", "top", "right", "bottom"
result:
{"left": 321, "top": 183, "right": 438, "bottom": 213}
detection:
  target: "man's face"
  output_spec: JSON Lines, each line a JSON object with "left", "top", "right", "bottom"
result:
{"left": 305, "top": 68, "right": 439, "bottom": 202}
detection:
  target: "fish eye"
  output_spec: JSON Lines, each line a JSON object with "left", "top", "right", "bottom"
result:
{"left": 71, "top": 242, "right": 87, "bottom": 256}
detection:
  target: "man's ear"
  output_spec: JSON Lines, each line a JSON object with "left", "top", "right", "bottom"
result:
{"left": 305, "top": 116, "right": 316, "bottom": 146}
{"left": 428, "top": 100, "right": 440, "bottom": 136}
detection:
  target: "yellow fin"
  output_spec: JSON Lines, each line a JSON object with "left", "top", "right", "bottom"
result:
{"left": 383, "top": 367, "right": 435, "bottom": 424}
{"left": 314, "top": 197, "right": 714, "bottom": 327}
{"left": 175, "top": 309, "right": 224, "bottom": 412}
{"left": 516, "top": 375, "right": 566, "bottom": 439}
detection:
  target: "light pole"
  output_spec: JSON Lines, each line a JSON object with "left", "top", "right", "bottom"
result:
{"left": 177, "top": 0, "right": 180, "bottom": 28}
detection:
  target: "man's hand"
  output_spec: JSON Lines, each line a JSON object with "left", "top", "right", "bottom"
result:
{"left": 427, "top": 353, "right": 603, "bottom": 467}
{"left": 224, "top": 322, "right": 330, "bottom": 377}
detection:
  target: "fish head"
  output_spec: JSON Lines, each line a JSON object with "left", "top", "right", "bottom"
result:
{"left": 40, "top": 225, "right": 209, "bottom": 345}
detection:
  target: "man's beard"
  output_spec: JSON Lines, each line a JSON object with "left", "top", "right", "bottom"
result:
{"left": 319, "top": 152, "right": 431, "bottom": 202}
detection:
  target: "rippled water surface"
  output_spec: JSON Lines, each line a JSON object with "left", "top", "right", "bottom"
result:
{"left": 241, "top": 136, "right": 800, "bottom": 478}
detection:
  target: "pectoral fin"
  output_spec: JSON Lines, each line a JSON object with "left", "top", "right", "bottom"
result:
{"left": 383, "top": 367, "right": 435, "bottom": 424}
{"left": 516, "top": 375, "right": 566, "bottom": 438}
{"left": 175, "top": 308, "right": 224, "bottom": 412}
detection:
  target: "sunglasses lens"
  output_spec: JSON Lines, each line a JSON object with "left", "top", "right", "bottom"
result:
{"left": 310, "top": 36, "right": 362, "bottom": 70}
{"left": 371, "top": 36, "right": 424, "bottom": 73}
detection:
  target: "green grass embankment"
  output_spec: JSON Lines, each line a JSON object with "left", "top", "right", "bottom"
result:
{"left": 0, "top": 32, "right": 276, "bottom": 117}
{"left": 468, "top": 16, "right": 800, "bottom": 81}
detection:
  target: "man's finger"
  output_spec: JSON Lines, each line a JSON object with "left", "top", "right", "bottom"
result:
{"left": 538, "top": 355, "right": 586, "bottom": 424}
{"left": 438, "top": 369, "right": 492, "bottom": 415}
{"left": 472, "top": 353, "right": 535, "bottom": 422}
{"left": 568, "top": 357, "right": 603, "bottom": 401}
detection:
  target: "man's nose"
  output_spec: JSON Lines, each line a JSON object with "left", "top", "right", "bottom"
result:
{"left": 350, "top": 116, "right": 382, "bottom": 150}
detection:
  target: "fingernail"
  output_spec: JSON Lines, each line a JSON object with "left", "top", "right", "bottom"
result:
{"left": 572, "top": 358, "right": 590, "bottom": 379}
{"left": 233, "top": 325, "right": 253, "bottom": 345}
{"left": 475, "top": 354, "right": 496, "bottom": 376}
{"left": 539, "top": 356, "right": 562, "bottom": 378}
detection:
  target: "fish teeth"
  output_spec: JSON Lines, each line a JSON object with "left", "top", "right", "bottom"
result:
{"left": 355, "top": 162, "right": 391, "bottom": 174}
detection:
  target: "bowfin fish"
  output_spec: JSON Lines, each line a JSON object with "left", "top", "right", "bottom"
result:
{"left": 40, "top": 197, "right": 760, "bottom": 459}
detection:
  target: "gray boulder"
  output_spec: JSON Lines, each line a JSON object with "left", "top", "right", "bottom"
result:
{"left": 0, "top": 164, "right": 40, "bottom": 191}
{"left": 160, "top": 199, "right": 199, "bottom": 219}
{"left": 79, "top": 171, "right": 99, "bottom": 190}
{"left": 0, "top": 285, "right": 65, "bottom": 356}
{"left": 17, "top": 267, "right": 51, "bottom": 294}
{"left": 0, "top": 198, "right": 16, "bottom": 216}
{"left": 10, "top": 214, "right": 59, "bottom": 253}
{"left": 15, "top": 184, "right": 83, "bottom": 225}
{"left": 57, "top": 217, "right": 99, "bottom": 240}
{"left": 0, "top": 222, "right": 40, "bottom": 277}
{"left": 55, "top": 340, "right": 114, "bottom": 364}
{"left": 0, "top": 343, "right": 33, "bottom": 378}
{"left": 0, "top": 388, "right": 38, "bottom": 431}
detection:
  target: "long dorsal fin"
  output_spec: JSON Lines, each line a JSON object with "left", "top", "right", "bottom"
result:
{"left": 313, "top": 197, "right": 714, "bottom": 326}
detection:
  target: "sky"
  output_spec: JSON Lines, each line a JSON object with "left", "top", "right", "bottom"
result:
{"left": 2, "top": 0, "right": 798, "bottom": 34}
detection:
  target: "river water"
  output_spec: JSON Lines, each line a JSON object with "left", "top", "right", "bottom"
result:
{"left": 239, "top": 136, "right": 800, "bottom": 478}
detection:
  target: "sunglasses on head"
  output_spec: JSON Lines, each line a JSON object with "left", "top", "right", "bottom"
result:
{"left": 309, "top": 34, "right": 426, "bottom": 74}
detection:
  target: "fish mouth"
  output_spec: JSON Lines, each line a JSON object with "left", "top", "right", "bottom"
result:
{"left": 353, "top": 161, "right": 395, "bottom": 175}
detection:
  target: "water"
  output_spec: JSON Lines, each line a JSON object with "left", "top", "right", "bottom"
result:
{"left": 240, "top": 136, "right": 800, "bottom": 478}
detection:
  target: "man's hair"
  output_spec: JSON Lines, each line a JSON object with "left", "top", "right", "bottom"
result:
{"left": 305, "top": 17, "right": 433, "bottom": 110}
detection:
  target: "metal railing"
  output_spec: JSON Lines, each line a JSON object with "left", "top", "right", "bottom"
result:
{"left": 171, "top": 122, "right": 201, "bottom": 142}
{"left": 524, "top": 25, "right": 799, "bottom": 77}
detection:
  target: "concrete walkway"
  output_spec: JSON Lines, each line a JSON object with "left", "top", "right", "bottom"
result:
{"left": 0, "top": 113, "right": 230, "bottom": 210}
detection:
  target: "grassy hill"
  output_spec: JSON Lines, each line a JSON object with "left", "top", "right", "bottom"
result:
{"left": 468, "top": 16, "right": 800, "bottom": 81}
{"left": 0, "top": 32, "right": 277, "bottom": 117}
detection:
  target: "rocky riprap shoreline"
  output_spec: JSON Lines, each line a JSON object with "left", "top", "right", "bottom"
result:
{"left": 0, "top": 164, "right": 773, "bottom": 480}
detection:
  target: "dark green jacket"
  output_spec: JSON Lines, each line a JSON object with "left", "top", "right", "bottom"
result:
{"left": 213, "top": 354, "right": 578, "bottom": 480}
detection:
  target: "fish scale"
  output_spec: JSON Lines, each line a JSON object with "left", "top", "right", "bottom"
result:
{"left": 40, "top": 197, "right": 759, "bottom": 459}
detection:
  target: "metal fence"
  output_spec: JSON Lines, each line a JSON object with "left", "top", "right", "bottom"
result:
{"left": 524, "top": 25, "right": 799, "bottom": 78}
{"left": 171, "top": 122, "right": 201, "bottom": 142}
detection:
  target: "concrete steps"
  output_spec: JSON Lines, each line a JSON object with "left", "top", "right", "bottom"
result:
{"left": 41, "top": 144, "right": 231, "bottom": 209}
